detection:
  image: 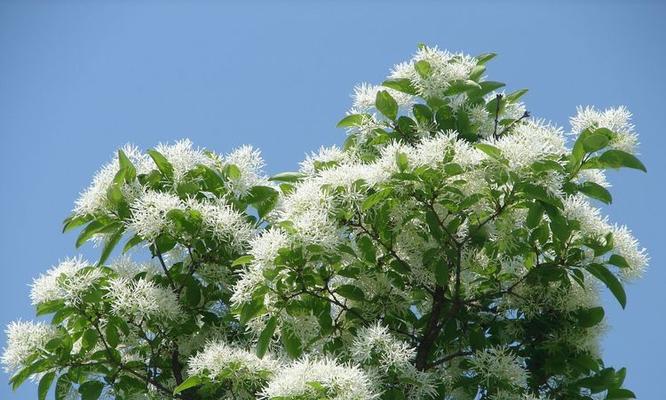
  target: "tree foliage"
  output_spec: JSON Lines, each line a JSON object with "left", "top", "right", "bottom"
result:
{"left": 3, "top": 45, "right": 647, "bottom": 400}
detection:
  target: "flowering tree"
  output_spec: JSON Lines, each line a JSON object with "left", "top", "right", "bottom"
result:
{"left": 3, "top": 46, "right": 648, "bottom": 400}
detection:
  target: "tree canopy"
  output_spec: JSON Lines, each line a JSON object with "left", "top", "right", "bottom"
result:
{"left": 3, "top": 45, "right": 647, "bottom": 400}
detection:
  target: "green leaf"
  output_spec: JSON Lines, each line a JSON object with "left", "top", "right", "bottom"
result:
{"left": 606, "top": 388, "right": 636, "bottom": 399}
{"left": 54, "top": 374, "right": 72, "bottom": 400}
{"left": 526, "top": 202, "right": 544, "bottom": 229}
{"left": 578, "top": 181, "right": 612, "bottom": 204}
{"left": 375, "top": 90, "right": 398, "bottom": 121}
{"left": 467, "top": 81, "right": 505, "bottom": 99}
{"left": 147, "top": 149, "right": 174, "bottom": 178}
{"left": 173, "top": 375, "right": 202, "bottom": 395}
{"left": 395, "top": 151, "right": 409, "bottom": 172}
{"left": 79, "top": 381, "right": 104, "bottom": 400}
{"left": 185, "top": 280, "right": 201, "bottom": 307}
{"left": 361, "top": 188, "right": 392, "bottom": 211}
{"left": 62, "top": 214, "right": 93, "bottom": 233}
{"left": 122, "top": 234, "right": 143, "bottom": 254}
{"left": 239, "top": 297, "right": 264, "bottom": 325}
{"left": 81, "top": 329, "right": 98, "bottom": 353}
{"left": 577, "top": 306, "right": 605, "bottom": 328}
{"left": 98, "top": 228, "right": 123, "bottom": 266}
{"left": 586, "top": 264, "right": 627, "bottom": 308}
{"left": 280, "top": 325, "right": 302, "bottom": 358}
{"left": 599, "top": 150, "right": 647, "bottom": 172}
{"left": 382, "top": 78, "right": 417, "bottom": 95}
{"left": 268, "top": 172, "right": 306, "bottom": 183}
{"left": 248, "top": 186, "right": 279, "bottom": 219}
{"left": 475, "top": 52, "right": 497, "bottom": 65}
{"left": 582, "top": 130, "right": 611, "bottom": 153}
{"left": 231, "top": 255, "right": 254, "bottom": 267}
{"left": 75, "top": 220, "right": 104, "bottom": 248}
{"left": 336, "top": 114, "right": 367, "bottom": 128}
{"left": 414, "top": 60, "right": 431, "bottom": 78}
{"left": 608, "top": 254, "right": 631, "bottom": 269}
{"left": 335, "top": 284, "right": 365, "bottom": 301}
{"left": 518, "top": 183, "right": 563, "bottom": 209}
{"left": 505, "top": 88, "right": 528, "bottom": 103}
{"left": 475, "top": 143, "right": 502, "bottom": 159}
{"left": 105, "top": 323, "right": 119, "bottom": 348}
{"left": 38, "top": 372, "right": 55, "bottom": 400}
{"left": 117, "top": 149, "right": 137, "bottom": 182}
{"left": 357, "top": 235, "right": 376, "bottom": 263}
{"left": 256, "top": 316, "right": 277, "bottom": 358}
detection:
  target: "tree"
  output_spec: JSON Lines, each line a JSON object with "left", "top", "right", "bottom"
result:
{"left": 2, "top": 45, "right": 647, "bottom": 400}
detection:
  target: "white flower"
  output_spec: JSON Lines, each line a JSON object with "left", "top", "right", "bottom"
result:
{"left": 484, "top": 119, "right": 566, "bottom": 169}
{"left": 127, "top": 191, "right": 183, "bottom": 240}
{"left": 187, "top": 198, "right": 255, "bottom": 250}
{"left": 278, "top": 181, "right": 339, "bottom": 247}
{"left": 2, "top": 321, "right": 56, "bottom": 373}
{"left": 349, "top": 83, "right": 414, "bottom": 115}
{"left": 562, "top": 195, "right": 610, "bottom": 238}
{"left": 224, "top": 145, "right": 268, "bottom": 197}
{"left": 389, "top": 46, "right": 477, "bottom": 99}
{"left": 249, "top": 228, "right": 290, "bottom": 266}
{"left": 411, "top": 131, "right": 483, "bottom": 169}
{"left": 570, "top": 106, "right": 638, "bottom": 154}
{"left": 187, "top": 341, "right": 277, "bottom": 388}
{"left": 611, "top": 224, "right": 648, "bottom": 280}
{"left": 73, "top": 144, "right": 151, "bottom": 216}
{"left": 155, "top": 139, "right": 214, "bottom": 182}
{"left": 300, "top": 146, "right": 350, "bottom": 175}
{"left": 469, "top": 346, "right": 528, "bottom": 389}
{"left": 350, "top": 323, "right": 415, "bottom": 372}
{"left": 261, "top": 357, "right": 378, "bottom": 400}
{"left": 106, "top": 277, "right": 182, "bottom": 322}
{"left": 30, "top": 256, "right": 103, "bottom": 306}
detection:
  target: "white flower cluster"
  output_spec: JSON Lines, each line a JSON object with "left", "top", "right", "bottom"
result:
{"left": 563, "top": 195, "right": 648, "bottom": 279}
{"left": 127, "top": 191, "right": 254, "bottom": 248}
{"left": 128, "top": 191, "right": 183, "bottom": 240}
{"left": 187, "top": 341, "right": 277, "bottom": 389}
{"left": 260, "top": 357, "right": 377, "bottom": 400}
{"left": 30, "top": 256, "right": 103, "bottom": 306}
{"left": 231, "top": 228, "right": 290, "bottom": 307}
{"left": 485, "top": 119, "right": 566, "bottom": 169}
{"left": 73, "top": 144, "right": 152, "bottom": 216}
{"left": 389, "top": 46, "right": 477, "bottom": 99}
{"left": 106, "top": 277, "right": 182, "bottom": 322}
{"left": 187, "top": 198, "right": 255, "bottom": 250}
{"left": 570, "top": 106, "right": 638, "bottom": 154}
{"left": 1, "top": 321, "right": 56, "bottom": 373}
{"left": 469, "top": 346, "right": 529, "bottom": 389}
{"left": 224, "top": 145, "right": 269, "bottom": 196}
{"left": 155, "top": 139, "right": 214, "bottom": 182}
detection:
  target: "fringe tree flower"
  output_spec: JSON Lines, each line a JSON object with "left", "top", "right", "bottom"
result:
{"left": 1, "top": 321, "right": 55, "bottom": 373}
{"left": 261, "top": 357, "right": 378, "bottom": 400}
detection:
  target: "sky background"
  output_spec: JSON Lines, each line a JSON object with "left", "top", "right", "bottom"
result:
{"left": 0, "top": 0, "right": 664, "bottom": 398}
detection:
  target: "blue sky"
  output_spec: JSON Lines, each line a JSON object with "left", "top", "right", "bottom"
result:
{"left": 0, "top": 1, "right": 664, "bottom": 398}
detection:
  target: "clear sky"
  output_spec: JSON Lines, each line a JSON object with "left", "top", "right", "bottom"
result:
{"left": 0, "top": 1, "right": 664, "bottom": 398}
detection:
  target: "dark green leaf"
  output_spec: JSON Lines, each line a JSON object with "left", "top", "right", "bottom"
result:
{"left": 578, "top": 181, "right": 612, "bottom": 204}
{"left": 376, "top": 90, "right": 398, "bottom": 121}
{"left": 414, "top": 60, "right": 431, "bottom": 78}
{"left": 586, "top": 264, "right": 627, "bottom": 308}
{"left": 79, "top": 381, "right": 104, "bottom": 400}
{"left": 599, "top": 150, "right": 647, "bottom": 172}
{"left": 147, "top": 149, "right": 174, "bottom": 178}
{"left": 336, "top": 114, "right": 367, "bottom": 128}
{"left": 173, "top": 375, "right": 202, "bottom": 395}
{"left": 268, "top": 172, "right": 306, "bottom": 183}
{"left": 335, "top": 285, "right": 365, "bottom": 301}
{"left": 38, "top": 372, "right": 55, "bottom": 400}
{"left": 256, "top": 316, "right": 277, "bottom": 358}
{"left": 381, "top": 78, "right": 418, "bottom": 95}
